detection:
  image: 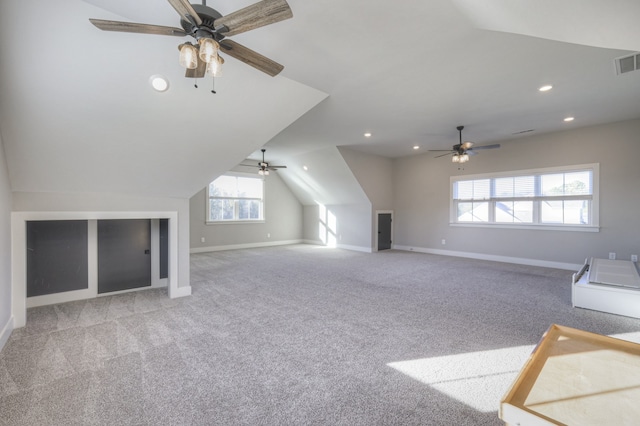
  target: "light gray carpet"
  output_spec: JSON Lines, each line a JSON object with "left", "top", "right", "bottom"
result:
{"left": 1, "top": 245, "right": 639, "bottom": 425}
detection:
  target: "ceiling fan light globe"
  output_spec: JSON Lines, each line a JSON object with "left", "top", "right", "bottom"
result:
{"left": 258, "top": 170, "right": 265, "bottom": 176}
{"left": 198, "top": 37, "right": 219, "bottom": 64}
{"left": 179, "top": 43, "right": 198, "bottom": 69}
{"left": 264, "top": 170, "right": 270, "bottom": 176}
{"left": 452, "top": 155, "right": 460, "bottom": 163}
{"left": 460, "top": 154, "right": 470, "bottom": 163}
{"left": 206, "top": 54, "right": 223, "bottom": 76}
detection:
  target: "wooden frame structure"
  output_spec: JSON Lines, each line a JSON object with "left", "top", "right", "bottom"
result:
{"left": 500, "top": 324, "right": 640, "bottom": 425}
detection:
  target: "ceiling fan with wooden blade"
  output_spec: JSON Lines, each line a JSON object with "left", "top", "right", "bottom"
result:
{"left": 430, "top": 126, "right": 500, "bottom": 162}
{"left": 240, "top": 149, "right": 287, "bottom": 175}
{"left": 89, "top": 0, "right": 292, "bottom": 78}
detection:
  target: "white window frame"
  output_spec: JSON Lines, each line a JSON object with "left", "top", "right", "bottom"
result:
{"left": 450, "top": 163, "right": 599, "bottom": 232}
{"left": 206, "top": 172, "right": 265, "bottom": 224}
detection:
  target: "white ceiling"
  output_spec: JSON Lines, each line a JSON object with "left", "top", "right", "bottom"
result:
{"left": 1, "top": 0, "right": 639, "bottom": 199}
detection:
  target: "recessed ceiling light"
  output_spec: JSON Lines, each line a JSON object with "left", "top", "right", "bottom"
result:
{"left": 150, "top": 74, "right": 169, "bottom": 92}
{"left": 564, "top": 117, "right": 575, "bottom": 122}
{"left": 364, "top": 132, "right": 372, "bottom": 138}
{"left": 302, "top": 165, "right": 308, "bottom": 171}
{"left": 413, "top": 145, "right": 420, "bottom": 150}
{"left": 539, "top": 85, "right": 553, "bottom": 92}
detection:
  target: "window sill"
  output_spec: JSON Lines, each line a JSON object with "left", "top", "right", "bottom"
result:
{"left": 206, "top": 220, "right": 265, "bottom": 225}
{"left": 449, "top": 223, "right": 600, "bottom": 232}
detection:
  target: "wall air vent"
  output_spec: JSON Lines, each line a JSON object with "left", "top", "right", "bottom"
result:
{"left": 614, "top": 53, "right": 640, "bottom": 75}
{"left": 513, "top": 129, "right": 535, "bottom": 135}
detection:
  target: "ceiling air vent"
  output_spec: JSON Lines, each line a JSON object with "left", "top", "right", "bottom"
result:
{"left": 614, "top": 53, "right": 640, "bottom": 75}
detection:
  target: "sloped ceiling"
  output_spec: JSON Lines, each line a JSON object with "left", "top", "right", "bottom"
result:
{"left": 0, "top": 0, "right": 326, "bottom": 198}
{"left": 1, "top": 0, "right": 639, "bottom": 202}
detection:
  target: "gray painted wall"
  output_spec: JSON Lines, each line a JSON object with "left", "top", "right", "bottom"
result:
{"left": 12, "top": 192, "right": 190, "bottom": 291}
{"left": 190, "top": 170, "right": 303, "bottom": 250}
{"left": 393, "top": 118, "right": 640, "bottom": 265}
{"left": 302, "top": 203, "right": 371, "bottom": 251}
{"left": 339, "top": 147, "right": 394, "bottom": 249}
{"left": 0, "top": 134, "right": 12, "bottom": 349}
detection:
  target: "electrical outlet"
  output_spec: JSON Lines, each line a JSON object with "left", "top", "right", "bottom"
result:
{"left": 632, "top": 255, "right": 638, "bottom": 263}
{"left": 609, "top": 252, "right": 616, "bottom": 260}
{"left": 267, "top": 233, "right": 270, "bottom": 238}
{"left": 200, "top": 237, "right": 205, "bottom": 243}
{"left": 441, "top": 239, "right": 446, "bottom": 245}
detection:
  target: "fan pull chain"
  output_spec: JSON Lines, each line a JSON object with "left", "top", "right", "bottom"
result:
{"left": 194, "top": 77, "right": 198, "bottom": 89}
{"left": 211, "top": 77, "right": 216, "bottom": 94}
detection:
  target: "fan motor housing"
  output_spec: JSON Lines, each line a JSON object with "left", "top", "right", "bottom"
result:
{"left": 180, "top": 4, "right": 225, "bottom": 40}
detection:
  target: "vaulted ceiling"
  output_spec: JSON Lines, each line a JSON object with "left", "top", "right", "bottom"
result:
{"left": 1, "top": 0, "right": 639, "bottom": 200}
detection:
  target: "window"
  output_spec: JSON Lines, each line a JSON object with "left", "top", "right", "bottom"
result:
{"left": 451, "top": 164, "right": 598, "bottom": 231}
{"left": 207, "top": 173, "right": 264, "bottom": 223}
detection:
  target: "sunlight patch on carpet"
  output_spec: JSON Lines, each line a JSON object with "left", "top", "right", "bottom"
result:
{"left": 387, "top": 345, "right": 535, "bottom": 412}
{"left": 388, "top": 331, "right": 640, "bottom": 413}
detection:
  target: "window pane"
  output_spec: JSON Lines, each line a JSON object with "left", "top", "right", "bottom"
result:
{"left": 457, "top": 202, "right": 473, "bottom": 221}
{"left": 458, "top": 202, "right": 488, "bottom": 222}
{"left": 210, "top": 175, "right": 238, "bottom": 197}
{"left": 494, "top": 178, "right": 514, "bottom": 198}
{"left": 514, "top": 176, "right": 535, "bottom": 197}
{"left": 455, "top": 179, "right": 490, "bottom": 200}
{"left": 541, "top": 174, "right": 564, "bottom": 196}
{"left": 236, "top": 200, "right": 262, "bottom": 220}
{"left": 541, "top": 200, "right": 563, "bottom": 223}
{"left": 495, "top": 176, "right": 534, "bottom": 198}
{"left": 456, "top": 181, "right": 473, "bottom": 200}
{"left": 237, "top": 177, "right": 262, "bottom": 199}
{"left": 541, "top": 171, "right": 592, "bottom": 196}
{"left": 564, "top": 171, "right": 591, "bottom": 195}
{"left": 209, "top": 199, "right": 235, "bottom": 221}
{"left": 249, "top": 200, "right": 261, "bottom": 219}
{"left": 238, "top": 200, "right": 250, "bottom": 220}
{"left": 496, "top": 201, "right": 533, "bottom": 223}
{"left": 564, "top": 200, "right": 590, "bottom": 224}
{"left": 473, "top": 180, "right": 490, "bottom": 200}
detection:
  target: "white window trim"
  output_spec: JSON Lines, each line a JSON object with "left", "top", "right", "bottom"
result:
{"left": 206, "top": 172, "right": 266, "bottom": 225}
{"left": 449, "top": 163, "right": 599, "bottom": 232}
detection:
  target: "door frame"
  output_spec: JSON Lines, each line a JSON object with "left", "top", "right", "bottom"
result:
{"left": 12, "top": 211, "right": 179, "bottom": 328}
{"left": 375, "top": 210, "right": 394, "bottom": 252}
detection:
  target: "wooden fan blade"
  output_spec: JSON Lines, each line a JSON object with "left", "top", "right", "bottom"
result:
{"left": 167, "top": 0, "right": 202, "bottom": 26}
{"left": 185, "top": 58, "right": 206, "bottom": 78}
{"left": 215, "top": 0, "right": 292, "bottom": 36}
{"left": 219, "top": 40, "right": 284, "bottom": 76}
{"left": 434, "top": 152, "right": 454, "bottom": 158}
{"left": 471, "top": 144, "right": 501, "bottom": 150}
{"left": 89, "top": 19, "right": 187, "bottom": 36}
{"left": 268, "top": 165, "right": 287, "bottom": 169}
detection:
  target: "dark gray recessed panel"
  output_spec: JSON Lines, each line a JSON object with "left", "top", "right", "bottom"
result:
{"left": 27, "top": 220, "right": 89, "bottom": 297}
{"left": 98, "top": 219, "right": 151, "bottom": 294}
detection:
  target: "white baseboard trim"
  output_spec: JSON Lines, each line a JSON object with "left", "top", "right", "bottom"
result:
{"left": 0, "top": 315, "right": 14, "bottom": 352}
{"left": 190, "top": 239, "right": 304, "bottom": 254}
{"left": 336, "top": 244, "right": 373, "bottom": 253}
{"left": 170, "top": 285, "right": 192, "bottom": 298}
{"left": 300, "top": 240, "right": 372, "bottom": 253}
{"left": 392, "top": 245, "right": 581, "bottom": 271}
